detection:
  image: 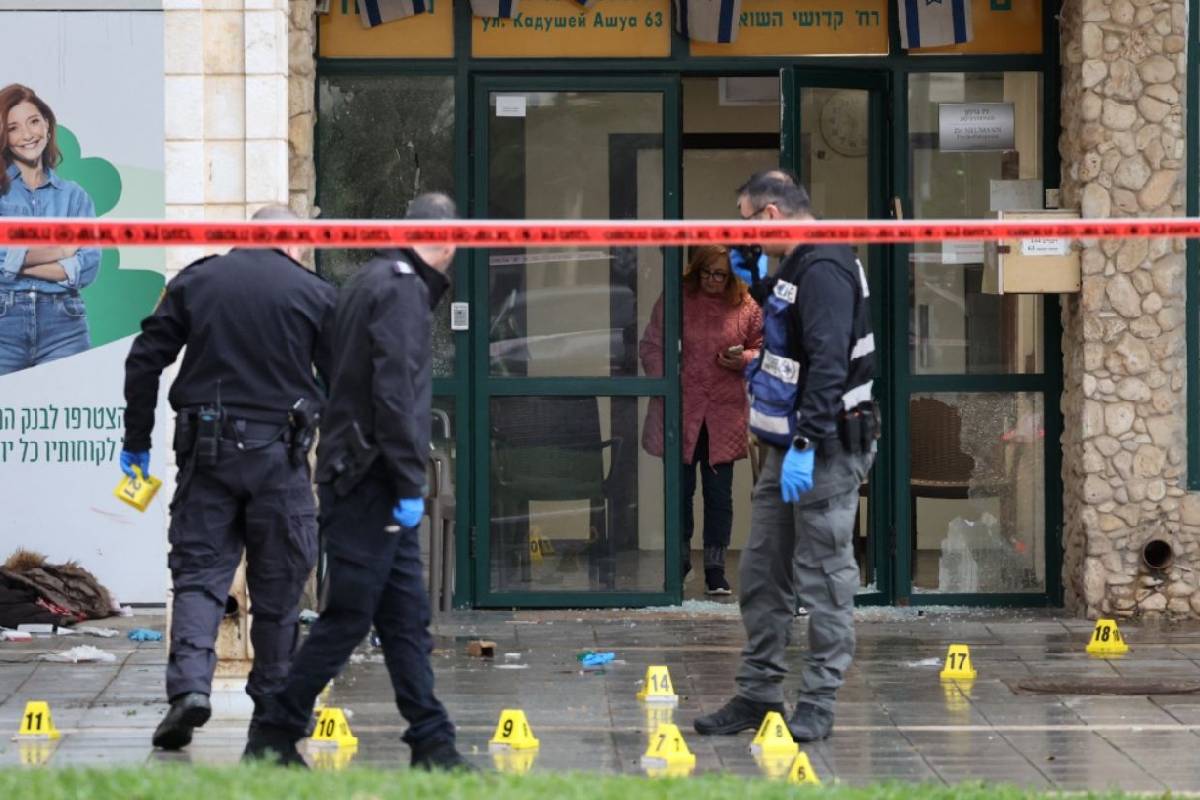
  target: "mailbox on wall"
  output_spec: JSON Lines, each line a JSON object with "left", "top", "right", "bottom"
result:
{"left": 983, "top": 210, "right": 1081, "bottom": 294}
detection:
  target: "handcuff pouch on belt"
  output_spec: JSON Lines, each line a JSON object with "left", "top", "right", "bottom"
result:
{"left": 838, "top": 400, "right": 881, "bottom": 455}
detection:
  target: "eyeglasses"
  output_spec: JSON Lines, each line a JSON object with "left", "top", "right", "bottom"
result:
{"left": 740, "top": 204, "right": 771, "bottom": 221}
{"left": 699, "top": 269, "right": 729, "bottom": 281}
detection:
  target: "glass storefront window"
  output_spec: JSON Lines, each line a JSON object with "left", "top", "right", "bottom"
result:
{"left": 908, "top": 72, "right": 1044, "bottom": 375}
{"left": 910, "top": 392, "right": 1045, "bottom": 594}
{"left": 489, "top": 395, "right": 664, "bottom": 593}
{"left": 316, "top": 74, "right": 456, "bottom": 377}
{"left": 487, "top": 91, "right": 664, "bottom": 378}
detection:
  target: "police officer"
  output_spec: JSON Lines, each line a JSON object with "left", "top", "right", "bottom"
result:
{"left": 245, "top": 193, "right": 470, "bottom": 770}
{"left": 694, "top": 173, "right": 877, "bottom": 743}
{"left": 121, "top": 204, "right": 336, "bottom": 750}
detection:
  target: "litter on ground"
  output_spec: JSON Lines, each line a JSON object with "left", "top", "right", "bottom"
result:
{"left": 40, "top": 645, "right": 117, "bottom": 663}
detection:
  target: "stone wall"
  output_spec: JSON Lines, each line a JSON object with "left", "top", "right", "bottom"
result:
{"left": 164, "top": 0, "right": 290, "bottom": 272}
{"left": 288, "top": 0, "right": 318, "bottom": 220}
{"left": 1059, "top": 0, "right": 1191, "bottom": 617}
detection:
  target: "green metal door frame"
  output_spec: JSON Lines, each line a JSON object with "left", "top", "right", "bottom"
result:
{"left": 888, "top": 67, "right": 1065, "bottom": 607}
{"left": 780, "top": 67, "right": 893, "bottom": 606}
{"left": 469, "top": 74, "right": 684, "bottom": 608}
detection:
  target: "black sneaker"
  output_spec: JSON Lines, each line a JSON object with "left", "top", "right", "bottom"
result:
{"left": 693, "top": 695, "right": 784, "bottom": 736}
{"left": 152, "top": 692, "right": 211, "bottom": 751}
{"left": 411, "top": 738, "right": 475, "bottom": 771}
{"left": 704, "top": 568, "right": 732, "bottom": 596}
{"left": 787, "top": 701, "right": 834, "bottom": 742}
{"left": 242, "top": 722, "right": 308, "bottom": 768}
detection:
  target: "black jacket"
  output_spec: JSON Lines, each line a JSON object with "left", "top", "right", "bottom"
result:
{"left": 314, "top": 249, "right": 450, "bottom": 499}
{"left": 123, "top": 248, "right": 337, "bottom": 451}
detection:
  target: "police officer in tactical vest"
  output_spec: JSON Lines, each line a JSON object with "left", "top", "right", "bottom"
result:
{"left": 245, "top": 192, "right": 470, "bottom": 770}
{"left": 694, "top": 172, "right": 878, "bottom": 743}
{"left": 121, "top": 205, "right": 336, "bottom": 750}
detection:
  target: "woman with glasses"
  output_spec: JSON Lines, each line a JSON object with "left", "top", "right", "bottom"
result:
{"left": 640, "top": 245, "right": 763, "bottom": 595}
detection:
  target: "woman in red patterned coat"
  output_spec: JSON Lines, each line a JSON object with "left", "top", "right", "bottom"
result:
{"left": 640, "top": 245, "right": 764, "bottom": 594}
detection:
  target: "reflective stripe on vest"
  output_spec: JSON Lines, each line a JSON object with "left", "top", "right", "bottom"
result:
{"left": 842, "top": 380, "right": 874, "bottom": 411}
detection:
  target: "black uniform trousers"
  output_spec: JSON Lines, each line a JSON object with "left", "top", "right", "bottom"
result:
{"left": 262, "top": 465, "right": 454, "bottom": 747}
{"left": 167, "top": 426, "right": 317, "bottom": 703}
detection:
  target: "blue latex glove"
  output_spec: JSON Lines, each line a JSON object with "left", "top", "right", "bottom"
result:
{"left": 581, "top": 652, "right": 616, "bottom": 669}
{"left": 120, "top": 450, "right": 150, "bottom": 480}
{"left": 729, "top": 248, "right": 768, "bottom": 285}
{"left": 128, "top": 628, "right": 163, "bottom": 642}
{"left": 780, "top": 447, "right": 815, "bottom": 503}
{"left": 393, "top": 497, "right": 425, "bottom": 528}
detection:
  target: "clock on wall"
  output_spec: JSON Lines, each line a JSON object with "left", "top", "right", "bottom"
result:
{"left": 819, "top": 91, "right": 869, "bottom": 158}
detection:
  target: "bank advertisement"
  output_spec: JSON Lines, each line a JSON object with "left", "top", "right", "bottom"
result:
{"left": 0, "top": 8, "right": 168, "bottom": 603}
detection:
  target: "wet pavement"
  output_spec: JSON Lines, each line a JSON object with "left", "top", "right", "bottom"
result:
{"left": 4, "top": 605, "right": 1200, "bottom": 791}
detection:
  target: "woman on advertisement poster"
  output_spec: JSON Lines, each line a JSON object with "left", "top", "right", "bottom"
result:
{"left": 0, "top": 84, "right": 99, "bottom": 376}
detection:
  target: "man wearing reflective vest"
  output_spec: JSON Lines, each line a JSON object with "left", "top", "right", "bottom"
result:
{"left": 694, "top": 172, "right": 878, "bottom": 743}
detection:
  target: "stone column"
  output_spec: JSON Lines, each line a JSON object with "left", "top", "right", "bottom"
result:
{"left": 164, "top": 0, "right": 289, "bottom": 273}
{"left": 289, "top": 0, "right": 318, "bottom": 221}
{"left": 1059, "top": 0, "right": 1190, "bottom": 617}
{"left": 161, "top": 0, "right": 291, "bottom": 676}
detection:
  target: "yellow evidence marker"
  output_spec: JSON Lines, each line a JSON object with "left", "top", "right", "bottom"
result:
{"left": 788, "top": 752, "right": 821, "bottom": 785}
{"left": 636, "top": 665, "right": 679, "bottom": 705}
{"left": 113, "top": 466, "right": 162, "bottom": 512}
{"left": 641, "top": 722, "right": 696, "bottom": 772}
{"left": 750, "top": 711, "right": 798, "bottom": 758}
{"left": 488, "top": 709, "right": 540, "bottom": 751}
{"left": 309, "top": 707, "right": 358, "bottom": 748}
{"left": 939, "top": 644, "right": 977, "bottom": 680}
{"left": 1086, "top": 618, "right": 1130, "bottom": 656}
{"left": 15, "top": 701, "right": 60, "bottom": 740}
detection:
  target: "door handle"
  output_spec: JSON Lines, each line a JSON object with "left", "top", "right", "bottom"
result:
{"left": 892, "top": 196, "right": 904, "bottom": 221}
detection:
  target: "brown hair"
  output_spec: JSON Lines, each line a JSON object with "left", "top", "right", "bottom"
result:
{"left": 0, "top": 84, "right": 61, "bottom": 196}
{"left": 682, "top": 245, "right": 748, "bottom": 307}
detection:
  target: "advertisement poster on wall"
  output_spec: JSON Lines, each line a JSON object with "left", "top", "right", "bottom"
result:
{"left": 0, "top": 6, "right": 168, "bottom": 602}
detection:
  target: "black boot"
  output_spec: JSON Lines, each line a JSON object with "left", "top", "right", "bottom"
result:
{"left": 704, "top": 547, "right": 730, "bottom": 595}
{"left": 787, "top": 701, "right": 834, "bottom": 742}
{"left": 411, "top": 738, "right": 475, "bottom": 771}
{"left": 693, "top": 695, "right": 784, "bottom": 736}
{"left": 704, "top": 568, "right": 732, "bottom": 596}
{"left": 152, "top": 692, "right": 211, "bottom": 751}
{"left": 242, "top": 722, "right": 308, "bottom": 768}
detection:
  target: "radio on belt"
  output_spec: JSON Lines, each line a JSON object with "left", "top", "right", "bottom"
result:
{"left": 983, "top": 210, "right": 1081, "bottom": 295}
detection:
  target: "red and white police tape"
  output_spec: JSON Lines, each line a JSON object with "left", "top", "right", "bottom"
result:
{"left": 0, "top": 216, "right": 1197, "bottom": 249}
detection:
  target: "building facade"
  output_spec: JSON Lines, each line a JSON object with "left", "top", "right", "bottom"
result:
{"left": 153, "top": 0, "right": 1196, "bottom": 613}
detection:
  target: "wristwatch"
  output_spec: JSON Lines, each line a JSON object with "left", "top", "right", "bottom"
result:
{"left": 791, "top": 435, "right": 812, "bottom": 452}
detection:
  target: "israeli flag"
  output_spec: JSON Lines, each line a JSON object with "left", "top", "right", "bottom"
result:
{"left": 898, "top": 0, "right": 972, "bottom": 49}
{"left": 469, "top": 0, "right": 520, "bottom": 17}
{"left": 358, "top": 0, "right": 430, "bottom": 27}
{"left": 673, "top": 0, "right": 741, "bottom": 43}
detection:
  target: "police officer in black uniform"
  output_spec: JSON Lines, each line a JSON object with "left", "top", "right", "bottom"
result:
{"left": 694, "top": 173, "right": 877, "bottom": 743}
{"left": 245, "top": 192, "right": 469, "bottom": 770}
{"left": 121, "top": 204, "right": 336, "bottom": 751}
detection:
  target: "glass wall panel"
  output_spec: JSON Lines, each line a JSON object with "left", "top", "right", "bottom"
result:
{"left": 317, "top": 75, "right": 456, "bottom": 377}
{"left": 489, "top": 395, "right": 664, "bottom": 592}
{"left": 910, "top": 392, "right": 1045, "bottom": 593}
{"left": 908, "top": 72, "right": 1044, "bottom": 375}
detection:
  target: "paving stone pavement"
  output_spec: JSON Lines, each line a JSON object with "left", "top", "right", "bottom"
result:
{"left": 4, "top": 606, "right": 1200, "bottom": 790}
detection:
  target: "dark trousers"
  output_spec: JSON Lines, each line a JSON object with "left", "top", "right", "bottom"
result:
{"left": 263, "top": 468, "right": 453, "bottom": 747}
{"left": 682, "top": 424, "right": 734, "bottom": 567}
{"left": 167, "top": 435, "right": 317, "bottom": 703}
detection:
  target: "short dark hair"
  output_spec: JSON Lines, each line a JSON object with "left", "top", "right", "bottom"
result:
{"left": 736, "top": 171, "right": 812, "bottom": 217}
{"left": 405, "top": 192, "right": 458, "bottom": 221}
